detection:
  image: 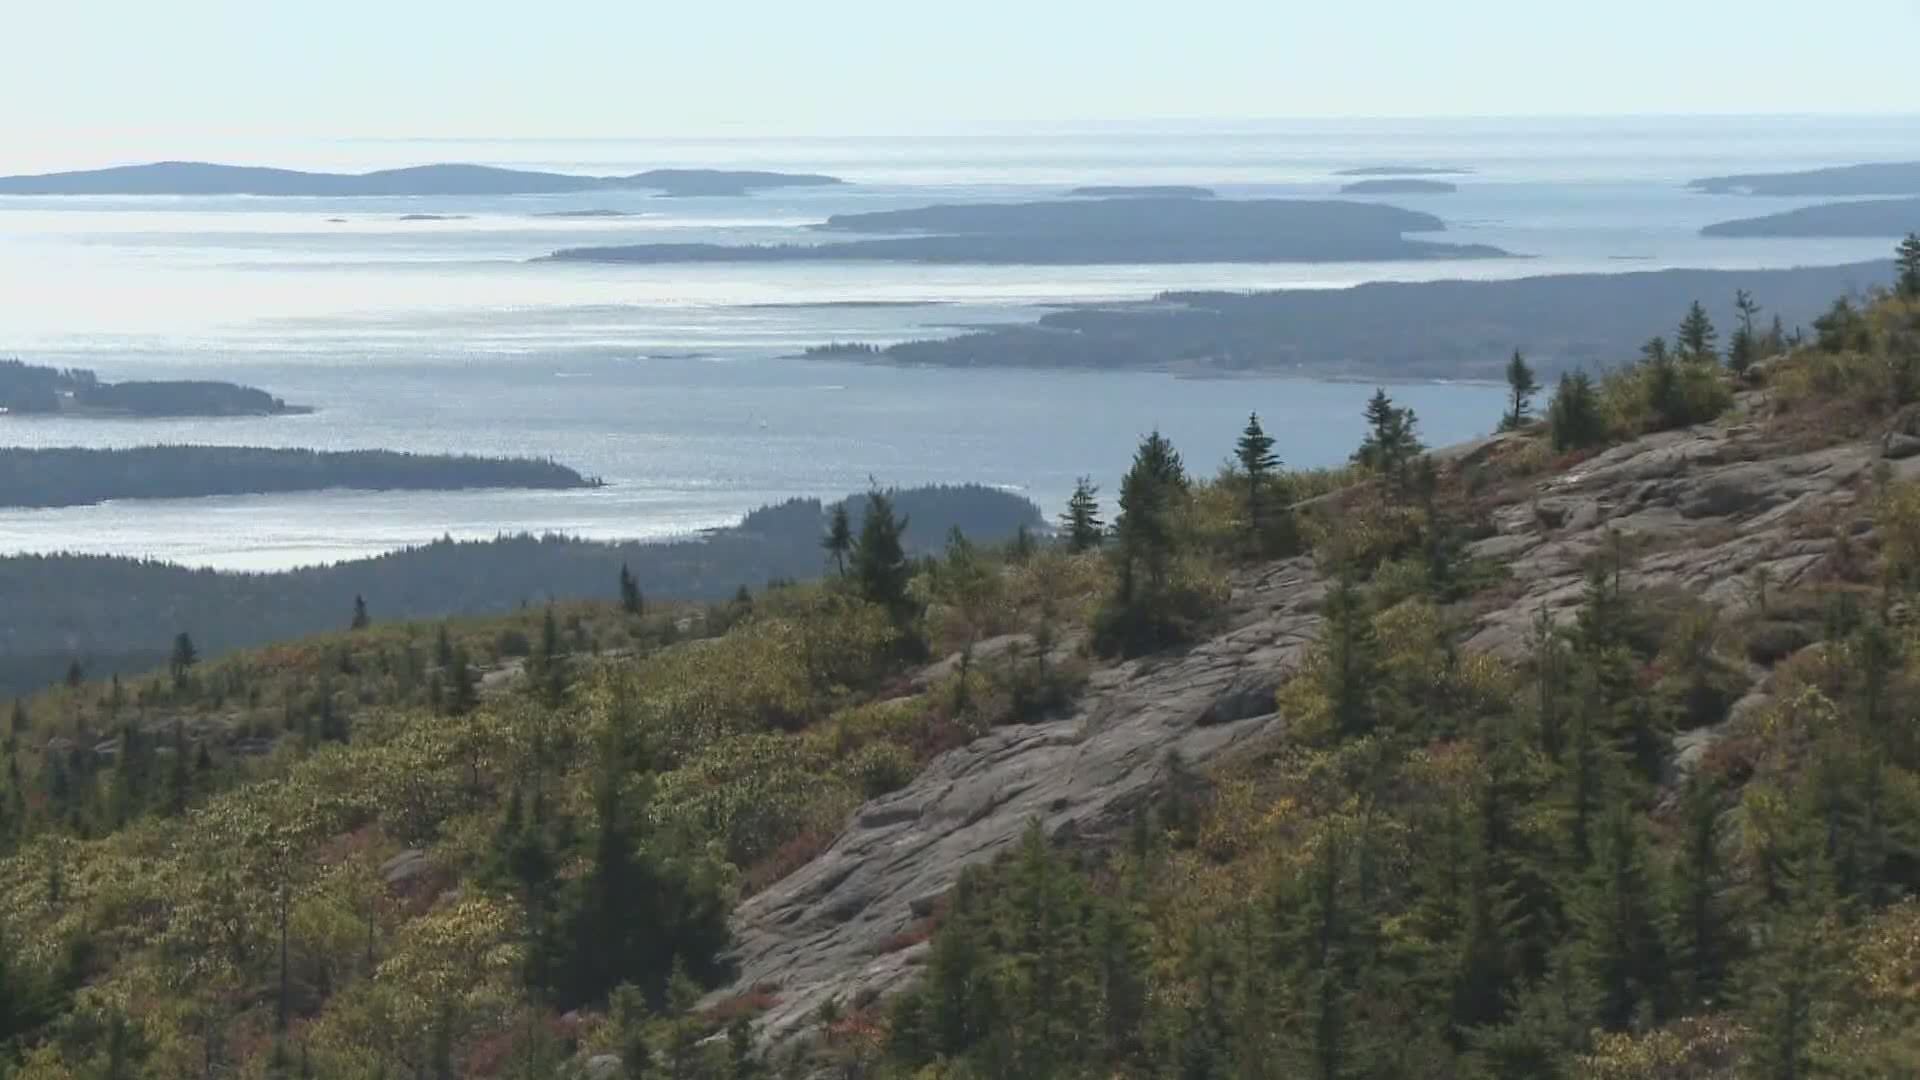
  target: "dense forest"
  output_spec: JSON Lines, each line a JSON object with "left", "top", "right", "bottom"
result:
{"left": 868, "top": 260, "right": 1895, "bottom": 379}
{"left": 0, "top": 361, "right": 303, "bottom": 418}
{"left": 0, "top": 484, "right": 1046, "bottom": 697}
{"left": 0, "top": 447, "right": 593, "bottom": 509}
{"left": 0, "top": 241, "right": 1916, "bottom": 1078}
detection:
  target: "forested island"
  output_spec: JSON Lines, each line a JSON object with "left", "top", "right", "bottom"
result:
{"left": 1338, "top": 178, "right": 1458, "bottom": 194}
{"left": 0, "top": 359, "right": 307, "bottom": 417}
{"left": 1702, "top": 197, "right": 1920, "bottom": 237}
{"left": 0, "top": 161, "right": 845, "bottom": 197}
{"left": 0, "top": 446, "right": 595, "bottom": 509}
{"left": 1334, "top": 164, "right": 1471, "bottom": 176}
{"left": 814, "top": 259, "right": 1893, "bottom": 378}
{"left": 1688, "top": 160, "right": 1920, "bottom": 195}
{"left": 0, "top": 483, "right": 1042, "bottom": 695}
{"left": 1065, "top": 185, "right": 1216, "bottom": 198}
{"left": 544, "top": 197, "right": 1508, "bottom": 265}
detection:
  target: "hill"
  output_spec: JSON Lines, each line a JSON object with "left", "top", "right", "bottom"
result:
{"left": 1688, "top": 160, "right": 1920, "bottom": 196}
{"left": 1701, "top": 196, "right": 1920, "bottom": 237}
{"left": 0, "top": 161, "right": 844, "bottom": 197}
{"left": 849, "top": 260, "right": 1894, "bottom": 378}
{"left": 7, "top": 269, "right": 1920, "bottom": 1077}
{"left": 0, "top": 484, "right": 1045, "bottom": 697}
{"left": 0, "top": 446, "right": 594, "bottom": 509}
{"left": 544, "top": 197, "right": 1509, "bottom": 265}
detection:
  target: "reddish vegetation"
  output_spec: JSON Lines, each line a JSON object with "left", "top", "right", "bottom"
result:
{"left": 704, "top": 985, "right": 783, "bottom": 1023}
{"left": 742, "top": 828, "right": 838, "bottom": 896}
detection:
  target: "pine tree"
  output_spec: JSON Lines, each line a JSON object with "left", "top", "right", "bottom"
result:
{"left": 1899, "top": 232, "right": 1920, "bottom": 299}
{"left": 1235, "top": 412, "right": 1280, "bottom": 542}
{"left": 1352, "top": 389, "right": 1422, "bottom": 479}
{"left": 535, "top": 608, "right": 566, "bottom": 708}
{"left": 1729, "top": 290, "right": 1763, "bottom": 376}
{"left": 1547, "top": 370, "right": 1606, "bottom": 451}
{"left": 350, "top": 594, "right": 370, "bottom": 631}
{"left": 1320, "top": 571, "right": 1380, "bottom": 740}
{"left": 169, "top": 632, "right": 197, "bottom": 687}
{"left": 850, "top": 491, "right": 913, "bottom": 620}
{"left": 1501, "top": 350, "right": 1539, "bottom": 431}
{"left": 1061, "top": 477, "right": 1104, "bottom": 553}
{"left": 434, "top": 623, "right": 454, "bottom": 668}
{"left": 1569, "top": 799, "right": 1669, "bottom": 1031}
{"left": 822, "top": 503, "right": 853, "bottom": 576}
{"left": 1097, "top": 431, "right": 1191, "bottom": 655}
{"left": 1668, "top": 778, "right": 1735, "bottom": 1008}
{"left": 446, "top": 647, "right": 478, "bottom": 717}
{"left": 618, "top": 563, "right": 643, "bottom": 615}
{"left": 65, "top": 660, "right": 84, "bottom": 689}
{"left": 1676, "top": 302, "right": 1718, "bottom": 363}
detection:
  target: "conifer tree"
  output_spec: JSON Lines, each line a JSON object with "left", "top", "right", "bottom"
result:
{"left": 1569, "top": 799, "right": 1669, "bottom": 1031}
{"left": 850, "top": 491, "right": 913, "bottom": 620}
{"left": 1899, "top": 232, "right": 1920, "bottom": 298}
{"left": 1352, "top": 389, "right": 1422, "bottom": 480}
{"left": 1061, "top": 477, "right": 1104, "bottom": 553}
{"left": 434, "top": 623, "right": 454, "bottom": 669}
{"left": 1676, "top": 302, "right": 1718, "bottom": 363}
{"left": 822, "top": 503, "right": 853, "bottom": 576}
{"left": 1501, "top": 350, "right": 1539, "bottom": 431}
{"left": 65, "top": 660, "right": 84, "bottom": 689}
{"left": 617, "top": 564, "right": 643, "bottom": 615}
{"left": 1098, "top": 431, "right": 1191, "bottom": 655}
{"left": 350, "top": 594, "right": 370, "bottom": 631}
{"left": 1320, "top": 571, "right": 1380, "bottom": 739}
{"left": 8, "top": 700, "right": 24, "bottom": 737}
{"left": 1235, "top": 412, "right": 1280, "bottom": 541}
{"left": 446, "top": 647, "right": 478, "bottom": 717}
{"left": 1729, "top": 290, "right": 1762, "bottom": 375}
{"left": 1668, "top": 778, "right": 1735, "bottom": 1008}
{"left": 169, "top": 632, "right": 197, "bottom": 687}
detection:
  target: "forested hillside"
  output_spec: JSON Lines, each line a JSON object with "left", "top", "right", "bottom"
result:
{"left": 0, "top": 242, "right": 1918, "bottom": 1078}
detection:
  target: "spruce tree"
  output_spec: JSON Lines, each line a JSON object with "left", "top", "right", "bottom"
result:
{"left": 850, "top": 491, "right": 913, "bottom": 620}
{"left": 1676, "top": 301, "right": 1718, "bottom": 363}
{"left": 8, "top": 700, "right": 24, "bottom": 737}
{"left": 822, "top": 503, "right": 853, "bottom": 576}
{"left": 350, "top": 594, "right": 370, "bottom": 631}
{"left": 1729, "top": 290, "right": 1762, "bottom": 376}
{"left": 1899, "top": 232, "right": 1920, "bottom": 299}
{"left": 1320, "top": 570, "right": 1380, "bottom": 739}
{"left": 169, "top": 632, "right": 197, "bottom": 687}
{"left": 1352, "top": 389, "right": 1422, "bottom": 480}
{"left": 1501, "top": 350, "right": 1539, "bottom": 431}
{"left": 447, "top": 647, "right": 478, "bottom": 717}
{"left": 1235, "top": 412, "right": 1280, "bottom": 543}
{"left": 618, "top": 564, "right": 643, "bottom": 615}
{"left": 1668, "top": 778, "right": 1735, "bottom": 1007}
{"left": 1061, "top": 477, "right": 1104, "bottom": 553}
{"left": 1569, "top": 799, "right": 1669, "bottom": 1031}
{"left": 1547, "top": 370, "right": 1606, "bottom": 451}
{"left": 1097, "top": 431, "right": 1191, "bottom": 655}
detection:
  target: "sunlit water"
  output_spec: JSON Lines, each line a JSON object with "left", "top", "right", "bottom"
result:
{"left": 2, "top": 118, "right": 1915, "bottom": 569}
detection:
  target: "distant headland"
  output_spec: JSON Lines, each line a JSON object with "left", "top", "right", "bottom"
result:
{"left": 542, "top": 197, "right": 1509, "bottom": 266}
{"left": 1688, "top": 161, "right": 1920, "bottom": 197}
{"left": 1701, "top": 197, "right": 1920, "bottom": 238}
{"left": 1065, "top": 185, "right": 1216, "bottom": 198}
{"left": 1339, "top": 179, "right": 1458, "bottom": 195}
{"left": 0, "top": 161, "right": 846, "bottom": 198}
{"left": 1334, "top": 166, "right": 1471, "bottom": 177}
{"left": 0, "top": 360, "right": 309, "bottom": 419}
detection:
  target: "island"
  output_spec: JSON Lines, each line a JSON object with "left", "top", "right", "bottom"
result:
{"left": 800, "top": 259, "right": 1892, "bottom": 379}
{"left": 0, "top": 446, "right": 598, "bottom": 509}
{"left": 1335, "top": 165, "right": 1471, "bottom": 177}
{"left": 1339, "top": 179, "right": 1458, "bottom": 195}
{"left": 1688, "top": 161, "right": 1920, "bottom": 196}
{"left": 542, "top": 197, "right": 1509, "bottom": 265}
{"left": 1701, "top": 197, "right": 1920, "bottom": 238}
{"left": 0, "top": 360, "right": 310, "bottom": 418}
{"left": 397, "top": 213, "right": 471, "bottom": 221}
{"left": 533, "top": 209, "right": 638, "bottom": 218}
{"left": 0, "top": 161, "right": 846, "bottom": 198}
{"left": 1065, "top": 185, "right": 1216, "bottom": 198}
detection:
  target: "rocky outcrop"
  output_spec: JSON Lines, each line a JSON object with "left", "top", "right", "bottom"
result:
{"left": 711, "top": 560, "right": 1326, "bottom": 1044}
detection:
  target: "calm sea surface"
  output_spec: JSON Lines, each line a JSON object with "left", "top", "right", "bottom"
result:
{"left": 2, "top": 118, "right": 1915, "bottom": 568}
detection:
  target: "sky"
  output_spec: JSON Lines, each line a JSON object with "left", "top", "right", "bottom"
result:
{"left": 4, "top": 0, "right": 1919, "bottom": 157}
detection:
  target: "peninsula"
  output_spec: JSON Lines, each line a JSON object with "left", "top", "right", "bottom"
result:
{"left": 1339, "top": 179, "right": 1458, "bottom": 194}
{"left": 0, "top": 161, "right": 846, "bottom": 198}
{"left": 1702, "top": 197, "right": 1920, "bottom": 238}
{"left": 1688, "top": 161, "right": 1920, "bottom": 196}
{"left": 543, "top": 197, "right": 1508, "bottom": 265}
{"left": 1065, "top": 185, "right": 1216, "bottom": 198}
{"left": 1334, "top": 165, "right": 1471, "bottom": 176}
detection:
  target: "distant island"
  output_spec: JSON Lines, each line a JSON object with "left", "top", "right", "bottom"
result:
{"left": 1688, "top": 161, "right": 1920, "bottom": 196}
{"left": 802, "top": 259, "right": 1891, "bottom": 379}
{"left": 397, "top": 213, "right": 471, "bottom": 221}
{"left": 1701, "top": 198, "right": 1920, "bottom": 238}
{"left": 0, "top": 161, "right": 846, "bottom": 198}
{"left": 1335, "top": 166, "right": 1471, "bottom": 177}
{"left": 533, "top": 208, "right": 638, "bottom": 218}
{"left": 0, "top": 359, "right": 308, "bottom": 418}
{"left": 1065, "top": 185, "right": 1216, "bottom": 198}
{"left": 1339, "top": 179, "right": 1458, "bottom": 195}
{"left": 543, "top": 197, "right": 1509, "bottom": 265}
{"left": 0, "top": 446, "right": 596, "bottom": 509}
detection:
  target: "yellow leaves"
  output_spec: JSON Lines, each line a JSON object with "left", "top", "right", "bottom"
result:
{"left": 1878, "top": 479, "right": 1920, "bottom": 589}
{"left": 1573, "top": 1017, "right": 1743, "bottom": 1079}
{"left": 1855, "top": 899, "right": 1920, "bottom": 1008}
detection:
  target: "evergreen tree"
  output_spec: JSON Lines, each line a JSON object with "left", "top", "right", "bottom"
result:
{"left": 434, "top": 623, "right": 454, "bottom": 669}
{"left": 1899, "top": 232, "right": 1920, "bottom": 299}
{"left": 7, "top": 701, "right": 24, "bottom": 737}
{"left": 169, "top": 632, "right": 197, "bottom": 687}
{"left": 1061, "top": 477, "right": 1104, "bottom": 553}
{"left": 350, "top": 594, "right": 370, "bottom": 631}
{"left": 1352, "top": 389, "right": 1422, "bottom": 480}
{"left": 1676, "top": 302, "right": 1718, "bottom": 363}
{"left": 1096, "top": 431, "right": 1192, "bottom": 655}
{"left": 822, "top": 503, "right": 853, "bottom": 576}
{"left": 850, "top": 491, "right": 914, "bottom": 621}
{"left": 534, "top": 608, "right": 566, "bottom": 708}
{"left": 1235, "top": 412, "right": 1281, "bottom": 544}
{"left": 1729, "top": 290, "right": 1763, "bottom": 376}
{"left": 1547, "top": 370, "right": 1606, "bottom": 451}
{"left": 1569, "top": 799, "right": 1669, "bottom": 1031}
{"left": 64, "top": 660, "right": 83, "bottom": 689}
{"left": 618, "top": 563, "right": 644, "bottom": 615}
{"left": 1667, "top": 778, "right": 1735, "bottom": 1008}
{"left": 446, "top": 647, "right": 478, "bottom": 717}
{"left": 1501, "top": 350, "right": 1539, "bottom": 431}
{"left": 1319, "top": 571, "right": 1380, "bottom": 740}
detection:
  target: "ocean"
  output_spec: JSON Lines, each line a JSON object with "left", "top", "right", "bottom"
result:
{"left": 1, "top": 116, "right": 1915, "bottom": 569}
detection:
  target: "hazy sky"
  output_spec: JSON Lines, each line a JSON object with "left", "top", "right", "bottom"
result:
{"left": 6, "top": 0, "right": 1919, "bottom": 147}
